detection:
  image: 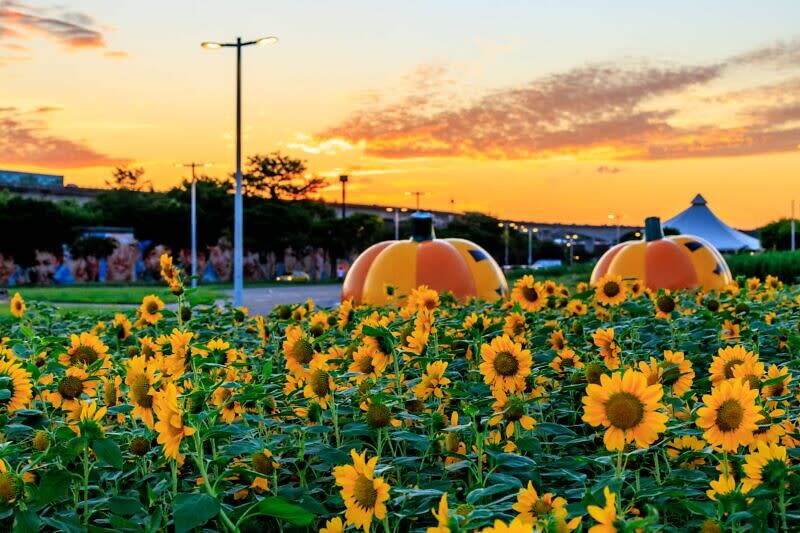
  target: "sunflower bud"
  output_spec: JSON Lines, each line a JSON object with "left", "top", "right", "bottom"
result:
{"left": 32, "top": 431, "right": 49, "bottom": 451}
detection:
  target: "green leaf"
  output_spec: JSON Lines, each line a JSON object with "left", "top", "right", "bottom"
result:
{"left": 257, "top": 496, "right": 314, "bottom": 526}
{"left": 37, "top": 470, "right": 73, "bottom": 505}
{"left": 108, "top": 495, "right": 144, "bottom": 516}
{"left": 92, "top": 438, "right": 124, "bottom": 470}
{"left": 173, "top": 493, "right": 220, "bottom": 533}
{"left": 13, "top": 509, "right": 40, "bottom": 533}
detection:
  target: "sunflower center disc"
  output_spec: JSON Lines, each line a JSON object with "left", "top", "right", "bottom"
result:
{"left": 603, "top": 282, "right": 620, "bottom": 297}
{"left": 493, "top": 352, "right": 519, "bottom": 377}
{"left": 716, "top": 399, "right": 744, "bottom": 432}
{"left": 310, "top": 370, "right": 330, "bottom": 396}
{"left": 722, "top": 359, "right": 744, "bottom": 379}
{"left": 532, "top": 499, "right": 552, "bottom": 516}
{"left": 354, "top": 474, "right": 378, "bottom": 509}
{"left": 292, "top": 340, "right": 314, "bottom": 364}
{"left": 130, "top": 374, "right": 153, "bottom": 408}
{"left": 72, "top": 345, "right": 99, "bottom": 365}
{"left": 522, "top": 286, "right": 539, "bottom": 302}
{"left": 58, "top": 376, "right": 84, "bottom": 399}
{"left": 605, "top": 392, "right": 645, "bottom": 430}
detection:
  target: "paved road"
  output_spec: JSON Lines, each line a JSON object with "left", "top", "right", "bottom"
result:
{"left": 226, "top": 284, "right": 342, "bottom": 315}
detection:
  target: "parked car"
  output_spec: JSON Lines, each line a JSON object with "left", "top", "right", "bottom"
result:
{"left": 276, "top": 270, "right": 310, "bottom": 283}
{"left": 531, "top": 259, "right": 563, "bottom": 270}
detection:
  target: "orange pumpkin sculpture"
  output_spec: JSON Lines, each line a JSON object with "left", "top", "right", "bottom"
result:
{"left": 590, "top": 216, "right": 732, "bottom": 291}
{"left": 342, "top": 213, "right": 508, "bottom": 305}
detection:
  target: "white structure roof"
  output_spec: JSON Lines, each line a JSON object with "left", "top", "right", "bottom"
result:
{"left": 664, "top": 194, "right": 761, "bottom": 252}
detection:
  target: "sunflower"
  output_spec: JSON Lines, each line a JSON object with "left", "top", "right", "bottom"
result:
{"left": 405, "top": 310, "right": 433, "bottom": 356}
{"left": 125, "top": 355, "right": 158, "bottom": 428}
{"left": 138, "top": 336, "right": 161, "bottom": 360}
{"left": 9, "top": 293, "right": 25, "bottom": 319}
{"left": 742, "top": 442, "right": 790, "bottom": 492}
{"left": 101, "top": 375, "right": 123, "bottom": 420}
{"left": 706, "top": 474, "right": 737, "bottom": 501}
{"left": 586, "top": 486, "right": 618, "bottom": 533}
{"left": 503, "top": 312, "right": 527, "bottom": 340}
{"left": 731, "top": 359, "right": 765, "bottom": 391}
{"left": 479, "top": 335, "right": 532, "bottom": 394}
{"left": 159, "top": 253, "right": 179, "bottom": 286}
{"left": 594, "top": 274, "right": 626, "bottom": 306}
{"left": 153, "top": 382, "right": 195, "bottom": 461}
{"left": 591, "top": 328, "right": 620, "bottom": 370}
{"left": 548, "top": 330, "right": 566, "bottom": 352}
{"left": 413, "top": 361, "right": 451, "bottom": 401}
{"left": 550, "top": 348, "right": 583, "bottom": 375}
{"left": 332, "top": 449, "right": 391, "bottom": 532}
{"left": 478, "top": 517, "right": 536, "bottom": 533}
{"left": 0, "top": 359, "right": 32, "bottom": 414}
{"left": 112, "top": 313, "right": 132, "bottom": 340}
{"left": 46, "top": 367, "right": 97, "bottom": 411}
{"left": 627, "top": 279, "right": 645, "bottom": 299}
{"left": 666, "top": 435, "right": 707, "bottom": 469}
{"left": 489, "top": 389, "right": 536, "bottom": 438}
{"left": 303, "top": 353, "right": 336, "bottom": 409}
{"left": 696, "top": 379, "right": 760, "bottom": 451}
{"left": 320, "top": 517, "right": 345, "bottom": 533}
{"left": 211, "top": 385, "right": 243, "bottom": 423}
{"left": 309, "top": 310, "right": 330, "bottom": 337}
{"left": 511, "top": 275, "right": 546, "bottom": 312}
{"left": 661, "top": 350, "right": 694, "bottom": 397}
{"left": 408, "top": 285, "right": 440, "bottom": 312}
{"left": 761, "top": 364, "right": 791, "bottom": 399}
{"left": 348, "top": 343, "right": 389, "bottom": 385}
{"left": 60, "top": 332, "right": 110, "bottom": 369}
{"left": 427, "top": 493, "right": 450, "bottom": 533}
{"left": 139, "top": 295, "right": 165, "bottom": 325}
{"left": 338, "top": 299, "right": 355, "bottom": 329}
{"left": 283, "top": 325, "right": 315, "bottom": 377}
{"left": 69, "top": 400, "right": 107, "bottom": 437}
{"left": 512, "top": 481, "right": 573, "bottom": 527}
{"left": 653, "top": 291, "right": 677, "bottom": 319}
{"left": 565, "top": 299, "right": 588, "bottom": 317}
{"left": 708, "top": 345, "right": 759, "bottom": 385}
{"left": 250, "top": 448, "right": 280, "bottom": 492}
{"left": 0, "top": 460, "right": 23, "bottom": 505}
{"left": 721, "top": 319, "right": 740, "bottom": 341}
{"left": 582, "top": 369, "right": 668, "bottom": 451}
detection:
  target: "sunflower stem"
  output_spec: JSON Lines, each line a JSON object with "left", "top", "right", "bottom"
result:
{"left": 171, "top": 459, "right": 178, "bottom": 497}
{"left": 82, "top": 444, "right": 91, "bottom": 526}
{"left": 778, "top": 481, "right": 788, "bottom": 533}
{"left": 191, "top": 431, "right": 236, "bottom": 533}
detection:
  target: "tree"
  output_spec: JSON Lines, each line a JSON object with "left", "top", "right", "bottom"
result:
{"left": 107, "top": 166, "right": 150, "bottom": 191}
{"left": 239, "top": 152, "right": 326, "bottom": 200}
{"left": 760, "top": 219, "right": 796, "bottom": 251}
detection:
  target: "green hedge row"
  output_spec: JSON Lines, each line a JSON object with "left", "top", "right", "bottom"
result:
{"left": 725, "top": 250, "right": 800, "bottom": 283}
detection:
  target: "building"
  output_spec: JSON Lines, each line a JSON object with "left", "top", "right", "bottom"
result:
{"left": 665, "top": 194, "right": 761, "bottom": 252}
{"left": 0, "top": 169, "right": 103, "bottom": 205}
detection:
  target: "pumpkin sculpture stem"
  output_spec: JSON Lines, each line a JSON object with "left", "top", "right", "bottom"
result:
{"left": 644, "top": 216, "right": 664, "bottom": 242}
{"left": 411, "top": 212, "right": 436, "bottom": 242}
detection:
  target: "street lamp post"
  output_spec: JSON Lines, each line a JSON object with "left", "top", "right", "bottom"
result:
{"left": 792, "top": 200, "right": 796, "bottom": 252}
{"left": 405, "top": 191, "right": 424, "bottom": 211}
{"left": 608, "top": 213, "right": 622, "bottom": 243}
{"left": 176, "top": 162, "right": 212, "bottom": 288}
{"left": 386, "top": 207, "right": 400, "bottom": 239}
{"left": 525, "top": 226, "right": 532, "bottom": 267}
{"left": 339, "top": 175, "right": 349, "bottom": 218}
{"left": 202, "top": 35, "right": 278, "bottom": 307}
{"left": 498, "top": 222, "right": 509, "bottom": 268}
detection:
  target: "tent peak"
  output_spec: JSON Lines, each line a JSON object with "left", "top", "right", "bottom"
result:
{"left": 691, "top": 194, "right": 707, "bottom": 206}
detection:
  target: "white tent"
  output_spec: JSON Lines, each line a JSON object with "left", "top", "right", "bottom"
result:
{"left": 664, "top": 194, "right": 761, "bottom": 252}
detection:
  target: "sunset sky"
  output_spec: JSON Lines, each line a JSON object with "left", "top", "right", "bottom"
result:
{"left": 2, "top": 0, "right": 800, "bottom": 229}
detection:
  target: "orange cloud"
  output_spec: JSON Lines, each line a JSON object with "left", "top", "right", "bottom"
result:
{"left": 0, "top": 107, "right": 130, "bottom": 169}
{"left": 316, "top": 41, "right": 800, "bottom": 162}
{"left": 0, "top": 1, "right": 109, "bottom": 51}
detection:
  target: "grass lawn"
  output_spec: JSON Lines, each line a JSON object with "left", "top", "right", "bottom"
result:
{"left": 9, "top": 285, "right": 225, "bottom": 306}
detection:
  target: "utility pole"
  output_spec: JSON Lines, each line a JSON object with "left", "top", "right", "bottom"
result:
{"left": 176, "top": 162, "right": 212, "bottom": 288}
{"left": 792, "top": 199, "right": 796, "bottom": 251}
{"left": 339, "top": 175, "right": 349, "bottom": 218}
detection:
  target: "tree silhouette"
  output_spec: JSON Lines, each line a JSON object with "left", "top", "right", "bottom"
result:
{"left": 238, "top": 152, "right": 326, "bottom": 200}
{"left": 107, "top": 166, "right": 150, "bottom": 191}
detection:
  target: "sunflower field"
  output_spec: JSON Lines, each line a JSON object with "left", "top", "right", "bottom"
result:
{"left": 0, "top": 259, "right": 799, "bottom": 533}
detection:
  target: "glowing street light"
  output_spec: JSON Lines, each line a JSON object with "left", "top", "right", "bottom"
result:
{"left": 201, "top": 35, "right": 278, "bottom": 306}
{"left": 405, "top": 191, "right": 425, "bottom": 211}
